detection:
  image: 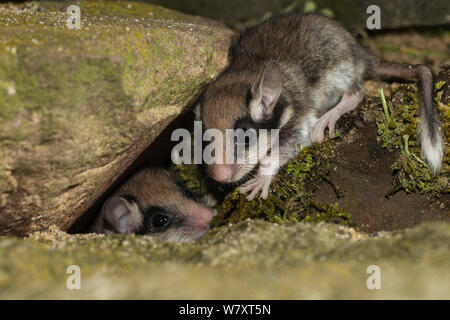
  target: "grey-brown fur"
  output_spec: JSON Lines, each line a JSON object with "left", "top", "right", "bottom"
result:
{"left": 197, "top": 13, "right": 444, "bottom": 200}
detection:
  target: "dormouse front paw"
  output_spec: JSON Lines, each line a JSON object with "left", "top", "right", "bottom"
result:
{"left": 239, "top": 173, "right": 274, "bottom": 201}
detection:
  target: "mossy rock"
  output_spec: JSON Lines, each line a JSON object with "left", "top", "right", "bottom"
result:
{"left": 0, "top": 220, "right": 449, "bottom": 298}
{"left": 0, "top": 1, "right": 234, "bottom": 235}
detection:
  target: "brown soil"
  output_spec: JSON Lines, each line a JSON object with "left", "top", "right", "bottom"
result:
{"left": 314, "top": 114, "right": 449, "bottom": 233}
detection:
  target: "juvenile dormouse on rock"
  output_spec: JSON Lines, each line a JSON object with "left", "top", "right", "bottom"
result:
{"left": 93, "top": 168, "right": 216, "bottom": 242}
{"left": 196, "top": 13, "right": 444, "bottom": 200}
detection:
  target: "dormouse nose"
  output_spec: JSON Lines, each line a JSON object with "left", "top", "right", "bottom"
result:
{"left": 211, "top": 164, "right": 235, "bottom": 183}
{"left": 188, "top": 204, "right": 214, "bottom": 230}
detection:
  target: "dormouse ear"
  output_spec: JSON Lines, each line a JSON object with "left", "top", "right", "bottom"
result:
{"left": 250, "top": 61, "right": 282, "bottom": 122}
{"left": 102, "top": 197, "right": 142, "bottom": 234}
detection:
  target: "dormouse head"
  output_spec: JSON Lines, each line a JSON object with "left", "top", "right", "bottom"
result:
{"left": 98, "top": 169, "right": 214, "bottom": 242}
{"left": 197, "top": 61, "right": 288, "bottom": 184}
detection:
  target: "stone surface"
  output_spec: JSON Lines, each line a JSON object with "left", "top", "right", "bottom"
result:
{"left": 0, "top": 220, "right": 449, "bottom": 299}
{"left": 0, "top": 1, "right": 233, "bottom": 236}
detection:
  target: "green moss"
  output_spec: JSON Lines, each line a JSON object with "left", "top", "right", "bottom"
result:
{"left": 376, "top": 83, "right": 449, "bottom": 197}
{"left": 0, "top": 49, "right": 128, "bottom": 145}
{"left": 171, "top": 164, "right": 212, "bottom": 196}
{"left": 303, "top": 201, "right": 355, "bottom": 226}
{"left": 122, "top": 29, "right": 187, "bottom": 106}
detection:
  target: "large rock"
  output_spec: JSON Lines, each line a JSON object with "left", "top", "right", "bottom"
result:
{"left": 0, "top": 1, "right": 233, "bottom": 236}
{"left": 0, "top": 220, "right": 449, "bottom": 298}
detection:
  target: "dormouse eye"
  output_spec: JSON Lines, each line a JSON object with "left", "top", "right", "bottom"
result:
{"left": 152, "top": 214, "right": 171, "bottom": 230}
{"left": 145, "top": 207, "right": 173, "bottom": 233}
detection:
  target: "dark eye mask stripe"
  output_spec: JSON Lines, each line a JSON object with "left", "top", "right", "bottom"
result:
{"left": 236, "top": 96, "right": 289, "bottom": 131}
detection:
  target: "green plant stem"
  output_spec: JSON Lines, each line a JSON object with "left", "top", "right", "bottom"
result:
{"left": 403, "top": 134, "right": 427, "bottom": 166}
{"left": 378, "top": 88, "right": 391, "bottom": 123}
